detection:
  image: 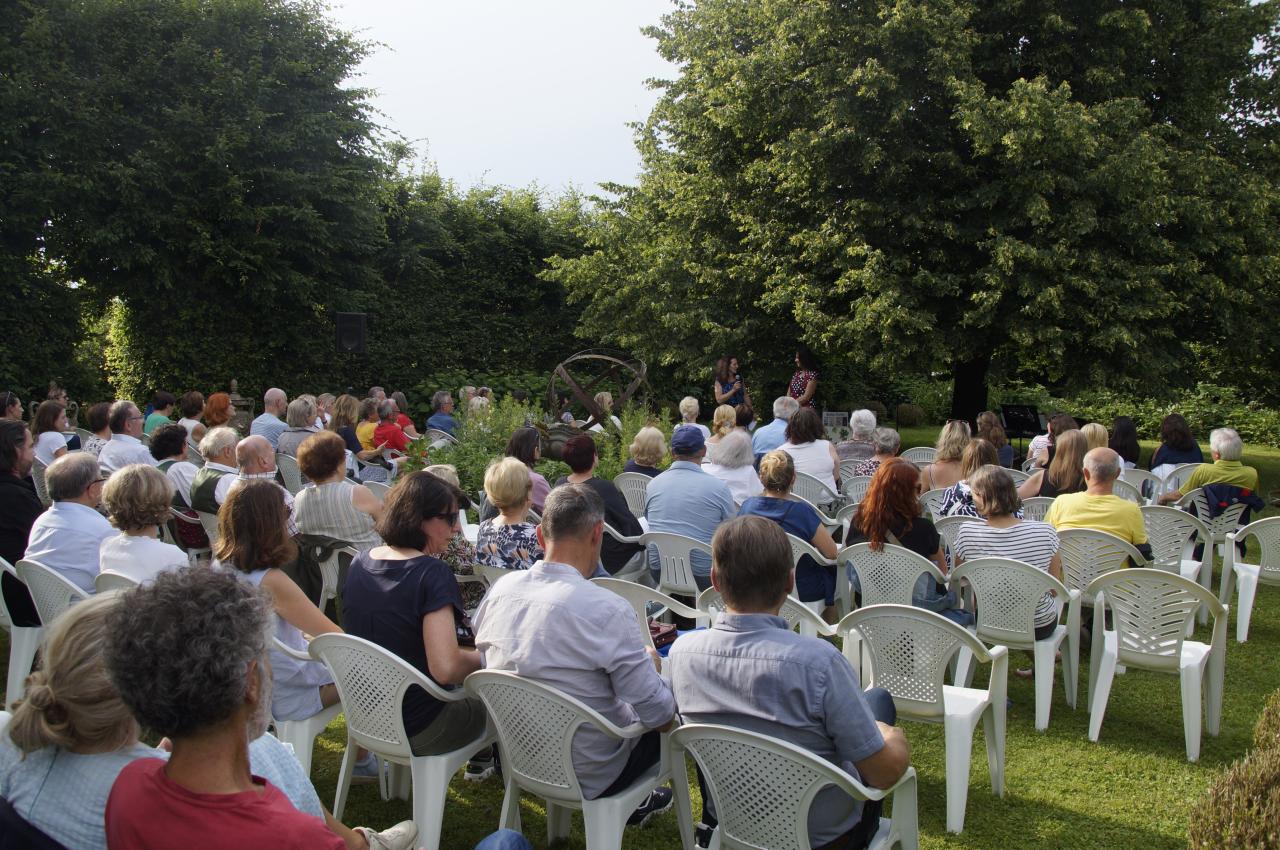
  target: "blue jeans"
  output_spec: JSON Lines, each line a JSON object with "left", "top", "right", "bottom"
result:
{"left": 474, "top": 829, "right": 533, "bottom": 850}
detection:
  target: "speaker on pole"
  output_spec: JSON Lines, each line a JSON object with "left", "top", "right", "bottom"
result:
{"left": 335, "top": 313, "right": 367, "bottom": 354}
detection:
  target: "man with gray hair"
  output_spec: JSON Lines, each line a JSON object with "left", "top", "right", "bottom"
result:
{"left": 250, "top": 387, "right": 288, "bottom": 449}
{"left": 472, "top": 484, "right": 677, "bottom": 826}
{"left": 1159, "top": 427, "right": 1259, "bottom": 506}
{"left": 836, "top": 408, "right": 878, "bottom": 462}
{"left": 1046, "top": 447, "right": 1152, "bottom": 560}
{"left": 426, "top": 390, "right": 458, "bottom": 436}
{"left": 276, "top": 396, "right": 320, "bottom": 458}
{"left": 190, "top": 426, "right": 240, "bottom": 513}
{"left": 24, "top": 452, "right": 114, "bottom": 593}
{"left": 751, "top": 396, "right": 800, "bottom": 458}
{"left": 97, "top": 400, "right": 157, "bottom": 476}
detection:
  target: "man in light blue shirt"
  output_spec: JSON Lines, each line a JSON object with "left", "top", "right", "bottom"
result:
{"left": 24, "top": 452, "right": 114, "bottom": 593}
{"left": 249, "top": 387, "right": 288, "bottom": 449}
{"left": 644, "top": 427, "right": 735, "bottom": 588}
{"left": 425, "top": 390, "right": 458, "bottom": 436}
{"left": 751, "top": 396, "right": 799, "bottom": 459}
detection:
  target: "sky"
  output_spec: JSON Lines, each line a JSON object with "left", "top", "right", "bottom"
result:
{"left": 326, "top": 1, "right": 678, "bottom": 196}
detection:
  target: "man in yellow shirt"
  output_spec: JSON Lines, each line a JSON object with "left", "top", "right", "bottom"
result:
{"left": 1046, "top": 447, "right": 1153, "bottom": 561}
{"left": 1158, "top": 427, "right": 1259, "bottom": 505}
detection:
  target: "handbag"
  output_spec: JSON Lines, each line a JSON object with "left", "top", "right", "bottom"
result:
{"left": 648, "top": 618, "right": 678, "bottom": 648}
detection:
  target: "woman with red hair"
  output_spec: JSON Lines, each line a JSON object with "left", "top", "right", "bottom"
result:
{"left": 847, "top": 457, "right": 970, "bottom": 624}
{"left": 202, "top": 392, "right": 235, "bottom": 431}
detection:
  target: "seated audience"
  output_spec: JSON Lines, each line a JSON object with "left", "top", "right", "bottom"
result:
{"left": 976, "top": 411, "right": 1014, "bottom": 468}
{"left": 190, "top": 426, "right": 239, "bottom": 513}
{"left": 178, "top": 391, "right": 206, "bottom": 442}
{"left": 751, "top": 396, "right": 798, "bottom": 458}
{"left": 1149, "top": 412, "right": 1203, "bottom": 475}
{"left": 1081, "top": 422, "right": 1108, "bottom": 451}
{"left": 277, "top": 396, "right": 320, "bottom": 458}
{"left": 734, "top": 402, "right": 754, "bottom": 432}
{"left": 421, "top": 464, "right": 486, "bottom": 610}
{"left": 645, "top": 428, "right": 735, "bottom": 590}
{"left": 676, "top": 395, "right": 712, "bottom": 441}
{"left": 553, "top": 435, "right": 644, "bottom": 576}
{"left": 780, "top": 407, "right": 840, "bottom": 493}
{"left": 328, "top": 394, "right": 389, "bottom": 483}
{"left": 370, "top": 386, "right": 388, "bottom": 403}
{"left": 855, "top": 427, "right": 901, "bottom": 477}
{"left": 705, "top": 404, "right": 736, "bottom": 461}
{"left": 25, "top": 452, "right": 113, "bottom": 594}
{"left": 669, "top": 516, "right": 910, "bottom": 848}
{"left": 835, "top": 408, "right": 878, "bottom": 462}
{"left": 356, "top": 398, "right": 381, "bottom": 451}
{"left": 1, "top": 390, "right": 22, "bottom": 421}
{"left": 919, "top": 419, "right": 969, "bottom": 491}
{"left": 99, "top": 464, "right": 187, "bottom": 584}
{"left": 150, "top": 423, "right": 199, "bottom": 508}
{"left": 473, "top": 484, "right": 676, "bottom": 822}
{"left": 506, "top": 426, "right": 550, "bottom": 513}
{"left": 476, "top": 457, "right": 544, "bottom": 571}
{"left": 32, "top": 400, "right": 69, "bottom": 467}
{"left": 316, "top": 393, "right": 335, "bottom": 429}
{"left": 1018, "top": 429, "right": 1088, "bottom": 500}
{"left": 426, "top": 390, "right": 459, "bottom": 436}
{"left": 250, "top": 387, "right": 288, "bottom": 449}
{"left": 1029, "top": 412, "right": 1078, "bottom": 468}
{"left": 1109, "top": 416, "right": 1141, "bottom": 469}
{"left": 626, "top": 426, "right": 666, "bottom": 477}
{"left": 847, "top": 458, "right": 969, "bottom": 623}
{"left": 202, "top": 391, "right": 234, "bottom": 430}
{"left": 469, "top": 396, "right": 491, "bottom": 418}
{"left": 0, "top": 421, "right": 42, "bottom": 626}
{"left": 97, "top": 401, "right": 157, "bottom": 476}
{"left": 1159, "top": 427, "right": 1259, "bottom": 505}
{"left": 102, "top": 568, "right": 415, "bottom": 849}
{"left": 587, "top": 391, "right": 622, "bottom": 432}
{"left": 81, "top": 401, "right": 113, "bottom": 458}
{"left": 374, "top": 400, "right": 410, "bottom": 454}
{"left": 937, "top": 438, "right": 1001, "bottom": 518}
{"left": 702, "top": 430, "right": 763, "bottom": 509}
{"left": 389, "top": 392, "right": 419, "bottom": 438}
{"left": 143, "top": 391, "right": 175, "bottom": 435}
{"left": 230, "top": 435, "right": 297, "bottom": 535}
{"left": 739, "top": 450, "right": 838, "bottom": 617}
{"left": 1046, "top": 448, "right": 1152, "bottom": 560}
{"left": 295, "top": 431, "right": 383, "bottom": 549}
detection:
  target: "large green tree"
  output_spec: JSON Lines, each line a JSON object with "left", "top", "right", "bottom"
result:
{"left": 548, "top": 0, "right": 1280, "bottom": 419}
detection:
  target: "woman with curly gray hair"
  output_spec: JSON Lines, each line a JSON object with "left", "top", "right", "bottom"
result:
{"left": 98, "top": 463, "right": 188, "bottom": 584}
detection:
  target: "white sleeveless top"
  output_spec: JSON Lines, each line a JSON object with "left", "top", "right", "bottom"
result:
{"left": 178, "top": 417, "right": 201, "bottom": 437}
{"left": 780, "top": 439, "right": 837, "bottom": 492}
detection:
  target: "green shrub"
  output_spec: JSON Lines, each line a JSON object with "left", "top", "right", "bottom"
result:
{"left": 859, "top": 400, "right": 888, "bottom": 420}
{"left": 1256, "top": 690, "right": 1280, "bottom": 752}
{"left": 1187, "top": 746, "right": 1280, "bottom": 849}
{"left": 896, "top": 403, "right": 925, "bottom": 427}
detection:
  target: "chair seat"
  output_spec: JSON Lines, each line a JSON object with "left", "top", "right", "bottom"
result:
{"left": 1107, "top": 631, "right": 1211, "bottom": 675}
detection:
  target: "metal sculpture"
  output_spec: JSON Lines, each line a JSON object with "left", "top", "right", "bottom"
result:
{"left": 546, "top": 349, "right": 647, "bottom": 434}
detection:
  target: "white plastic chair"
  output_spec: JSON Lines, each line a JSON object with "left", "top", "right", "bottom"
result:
{"left": 365, "top": 480, "right": 391, "bottom": 502}
{"left": 919, "top": 488, "right": 947, "bottom": 520}
{"left": 951, "top": 558, "right": 1076, "bottom": 730}
{"left": 1141, "top": 505, "right": 1212, "bottom": 625}
{"left": 1120, "top": 468, "right": 1161, "bottom": 503}
{"left": 1177, "top": 488, "right": 1246, "bottom": 560}
{"left": 94, "top": 572, "right": 139, "bottom": 593}
{"left": 1161, "top": 463, "right": 1202, "bottom": 497}
{"left": 30, "top": 458, "right": 51, "bottom": 507}
{"left": 276, "top": 452, "right": 304, "bottom": 495}
{"left": 316, "top": 546, "right": 358, "bottom": 608}
{"left": 592, "top": 577, "right": 706, "bottom": 649}
{"left": 933, "top": 515, "right": 981, "bottom": 562}
{"left": 309, "top": 633, "right": 495, "bottom": 850}
{"left": 642, "top": 531, "right": 712, "bottom": 599}
{"left": 186, "top": 439, "right": 205, "bottom": 468}
{"left": 792, "top": 472, "right": 841, "bottom": 515}
{"left": 424, "top": 428, "right": 458, "bottom": 446}
{"left": 670, "top": 723, "right": 919, "bottom": 850}
{"left": 464, "top": 669, "right": 693, "bottom": 850}
{"left": 0, "top": 557, "right": 42, "bottom": 706}
{"left": 900, "top": 447, "right": 936, "bottom": 465}
{"left": 1084, "top": 569, "right": 1227, "bottom": 762}
{"left": 74, "top": 427, "right": 96, "bottom": 445}
{"left": 836, "top": 542, "right": 947, "bottom": 616}
{"left": 1004, "top": 469, "right": 1030, "bottom": 486}
{"left": 458, "top": 508, "right": 479, "bottom": 545}
{"left": 269, "top": 636, "right": 342, "bottom": 777}
{"left": 15, "top": 560, "right": 88, "bottom": 627}
{"left": 786, "top": 533, "right": 838, "bottom": 629}
{"left": 840, "top": 474, "right": 874, "bottom": 505}
{"left": 167, "top": 508, "right": 212, "bottom": 565}
{"left": 696, "top": 587, "right": 834, "bottom": 637}
{"left": 838, "top": 604, "right": 1007, "bottom": 834}
{"left": 612, "top": 472, "right": 652, "bottom": 517}
{"left": 838, "top": 459, "right": 863, "bottom": 487}
{"left": 197, "top": 511, "right": 221, "bottom": 547}
{"left": 1223, "top": 516, "right": 1280, "bottom": 643}
{"left": 1111, "top": 478, "right": 1143, "bottom": 505}
{"left": 1020, "top": 496, "right": 1055, "bottom": 523}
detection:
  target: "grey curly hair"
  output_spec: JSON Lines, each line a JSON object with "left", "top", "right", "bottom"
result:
{"left": 103, "top": 567, "right": 272, "bottom": 738}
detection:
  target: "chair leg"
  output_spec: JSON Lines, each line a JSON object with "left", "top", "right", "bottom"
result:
{"left": 546, "top": 802, "right": 572, "bottom": 844}
{"left": 1033, "top": 640, "right": 1056, "bottom": 731}
{"left": 982, "top": 705, "right": 1005, "bottom": 797}
{"left": 892, "top": 772, "right": 919, "bottom": 850}
{"left": 332, "top": 737, "right": 358, "bottom": 821}
{"left": 499, "top": 778, "right": 522, "bottom": 833}
{"left": 581, "top": 800, "right": 626, "bottom": 850}
{"left": 1180, "top": 666, "right": 1203, "bottom": 763}
{"left": 1064, "top": 602, "right": 1081, "bottom": 710}
{"left": 1235, "top": 571, "right": 1258, "bottom": 643}
{"left": 942, "top": 714, "right": 975, "bottom": 833}
{"left": 1087, "top": 645, "right": 1117, "bottom": 743}
{"left": 410, "top": 757, "right": 451, "bottom": 850}
{"left": 5, "top": 626, "right": 42, "bottom": 707}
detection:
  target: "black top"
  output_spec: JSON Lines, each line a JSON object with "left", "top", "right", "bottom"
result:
{"left": 848, "top": 513, "right": 941, "bottom": 560}
{"left": 623, "top": 459, "right": 660, "bottom": 478}
{"left": 0, "top": 474, "right": 43, "bottom": 626}
{"left": 1039, "top": 471, "right": 1085, "bottom": 498}
{"left": 553, "top": 475, "right": 644, "bottom": 573}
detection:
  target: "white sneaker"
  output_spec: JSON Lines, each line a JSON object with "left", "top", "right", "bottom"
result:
{"left": 356, "top": 820, "right": 418, "bottom": 850}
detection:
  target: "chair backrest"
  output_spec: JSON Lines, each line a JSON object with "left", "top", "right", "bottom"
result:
{"left": 950, "top": 557, "right": 1068, "bottom": 647}
{"left": 1004, "top": 468, "right": 1031, "bottom": 485}
{"left": 1020, "top": 496, "right": 1055, "bottom": 523}
{"left": 365, "top": 480, "right": 391, "bottom": 502}
{"left": 900, "top": 446, "right": 936, "bottom": 465}
{"left": 1177, "top": 488, "right": 1247, "bottom": 539}
{"left": 0, "top": 557, "right": 18, "bottom": 630}
{"left": 424, "top": 428, "right": 458, "bottom": 445}
{"left": 308, "top": 633, "right": 456, "bottom": 760}
{"left": 315, "top": 545, "right": 358, "bottom": 605}
{"left": 612, "top": 472, "right": 652, "bottom": 517}
{"left": 642, "top": 532, "right": 712, "bottom": 597}
{"left": 94, "top": 572, "right": 140, "bottom": 593}
{"left": 792, "top": 472, "right": 838, "bottom": 511}
{"left": 276, "top": 453, "right": 304, "bottom": 495}
{"left": 1162, "top": 463, "right": 1202, "bottom": 495}
{"left": 29, "top": 459, "right": 51, "bottom": 507}
{"left": 465, "top": 669, "right": 639, "bottom": 804}
{"left": 186, "top": 440, "right": 205, "bottom": 468}
{"left": 197, "top": 511, "right": 221, "bottom": 546}
{"left": 74, "top": 427, "right": 95, "bottom": 444}
{"left": 1231, "top": 516, "right": 1280, "bottom": 583}
{"left": 167, "top": 508, "right": 209, "bottom": 556}
{"left": 15, "top": 560, "right": 88, "bottom": 627}
{"left": 839, "top": 603, "right": 994, "bottom": 719}
{"left": 1057, "top": 528, "right": 1147, "bottom": 595}
{"left": 1140, "top": 505, "right": 1210, "bottom": 572}
{"left": 593, "top": 577, "right": 702, "bottom": 650}
{"left": 933, "top": 515, "right": 981, "bottom": 559}
{"left": 786, "top": 533, "right": 834, "bottom": 568}
{"left": 1111, "top": 478, "right": 1143, "bottom": 505}
{"left": 840, "top": 474, "right": 873, "bottom": 505}
{"left": 919, "top": 488, "right": 947, "bottom": 520}
{"left": 697, "top": 587, "right": 833, "bottom": 636}
{"left": 836, "top": 542, "right": 945, "bottom": 607}
{"left": 1085, "top": 568, "right": 1225, "bottom": 671}
{"left": 837, "top": 460, "right": 862, "bottom": 487}
{"left": 1120, "top": 468, "right": 1161, "bottom": 500}
{"left": 671, "top": 723, "right": 894, "bottom": 850}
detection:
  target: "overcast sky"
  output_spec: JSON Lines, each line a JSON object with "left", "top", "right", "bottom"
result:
{"left": 326, "top": 0, "right": 676, "bottom": 196}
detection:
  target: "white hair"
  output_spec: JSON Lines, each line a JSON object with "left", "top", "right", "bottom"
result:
{"left": 871, "top": 427, "right": 900, "bottom": 455}
{"left": 1209, "top": 427, "right": 1242, "bottom": 461}
{"left": 1083, "top": 448, "right": 1121, "bottom": 483}
{"left": 679, "top": 396, "right": 700, "bottom": 420}
{"left": 772, "top": 396, "right": 800, "bottom": 421}
{"left": 849, "top": 409, "right": 877, "bottom": 440}
{"left": 711, "top": 430, "right": 755, "bottom": 469}
{"left": 199, "top": 426, "right": 239, "bottom": 460}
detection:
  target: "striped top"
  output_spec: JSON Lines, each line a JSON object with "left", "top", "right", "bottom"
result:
{"left": 294, "top": 479, "right": 381, "bottom": 549}
{"left": 953, "top": 520, "right": 1060, "bottom": 628}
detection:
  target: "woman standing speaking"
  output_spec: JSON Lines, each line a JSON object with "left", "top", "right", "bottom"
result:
{"left": 713, "top": 355, "right": 751, "bottom": 408}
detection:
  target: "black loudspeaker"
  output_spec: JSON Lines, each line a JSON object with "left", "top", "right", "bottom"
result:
{"left": 335, "top": 313, "right": 367, "bottom": 354}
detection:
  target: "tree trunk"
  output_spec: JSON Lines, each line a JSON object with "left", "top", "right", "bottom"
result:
{"left": 949, "top": 354, "right": 991, "bottom": 427}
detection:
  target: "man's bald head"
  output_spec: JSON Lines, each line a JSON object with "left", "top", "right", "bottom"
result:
{"left": 263, "top": 388, "right": 287, "bottom": 415}
{"left": 1083, "top": 447, "right": 1121, "bottom": 485}
{"left": 236, "top": 435, "right": 275, "bottom": 473}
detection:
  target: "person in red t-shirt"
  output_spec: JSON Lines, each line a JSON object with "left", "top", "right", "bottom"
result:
{"left": 373, "top": 399, "right": 411, "bottom": 454}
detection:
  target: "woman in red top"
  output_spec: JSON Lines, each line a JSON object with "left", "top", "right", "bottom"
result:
{"left": 788, "top": 347, "right": 819, "bottom": 408}
{"left": 373, "top": 400, "right": 410, "bottom": 453}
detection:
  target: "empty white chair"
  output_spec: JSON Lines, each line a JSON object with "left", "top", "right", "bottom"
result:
{"left": 792, "top": 472, "right": 841, "bottom": 515}
{"left": 1223, "top": 516, "right": 1280, "bottom": 643}
{"left": 951, "top": 558, "right": 1076, "bottom": 730}
{"left": 900, "top": 447, "right": 936, "bottom": 465}
{"left": 1119, "top": 468, "right": 1161, "bottom": 503}
{"left": 642, "top": 531, "right": 712, "bottom": 599}
{"left": 1111, "top": 478, "right": 1143, "bottom": 505}
{"left": 1141, "top": 505, "right": 1212, "bottom": 625}
{"left": 309, "top": 633, "right": 495, "bottom": 850}
{"left": 269, "top": 637, "right": 341, "bottom": 777}
{"left": 1084, "top": 569, "right": 1227, "bottom": 762}
{"left": 465, "top": 669, "right": 692, "bottom": 850}
{"left": 671, "top": 723, "right": 919, "bottom": 850}
{"left": 1177, "top": 488, "right": 1247, "bottom": 561}
{"left": 94, "top": 572, "right": 139, "bottom": 593}
{"left": 16, "top": 560, "right": 88, "bottom": 627}
{"left": 276, "top": 452, "right": 304, "bottom": 495}
{"left": 838, "top": 604, "right": 1007, "bottom": 833}
{"left": 919, "top": 488, "right": 947, "bottom": 520}
{"left": 0, "top": 557, "right": 43, "bottom": 706}
{"left": 592, "top": 577, "right": 705, "bottom": 649}
{"left": 841, "top": 473, "right": 874, "bottom": 504}
{"left": 1160, "top": 463, "right": 1202, "bottom": 497}
{"left": 30, "top": 458, "right": 51, "bottom": 507}
{"left": 1020, "top": 496, "right": 1055, "bottom": 523}
{"left": 697, "top": 587, "right": 834, "bottom": 637}
{"left": 612, "top": 472, "right": 651, "bottom": 517}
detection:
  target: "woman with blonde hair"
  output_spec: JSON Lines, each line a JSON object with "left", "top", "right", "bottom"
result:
{"left": 1018, "top": 429, "right": 1088, "bottom": 500}
{"left": 476, "top": 457, "right": 544, "bottom": 571}
{"left": 704, "top": 403, "right": 738, "bottom": 463}
{"left": 919, "top": 419, "right": 971, "bottom": 491}
{"left": 1081, "top": 422, "right": 1109, "bottom": 451}
{"left": 98, "top": 464, "right": 188, "bottom": 583}
{"left": 586, "top": 391, "right": 621, "bottom": 432}
{"left": 625, "top": 425, "right": 665, "bottom": 477}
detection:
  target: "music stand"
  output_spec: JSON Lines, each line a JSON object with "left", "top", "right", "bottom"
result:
{"left": 1000, "top": 404, "right": 1042, "bottom": 461}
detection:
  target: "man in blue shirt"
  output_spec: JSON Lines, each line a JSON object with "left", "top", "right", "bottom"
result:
{"left": 425, "top": 390, "right": 458, "bottom": 436}
{"left": 751, "top": 396, "right": 799, "bottom": 460}
{"left": 249, "top": 387, "right": 288, "bottom": 449}
{"left": 668, "top": 516, "right": 910, "bottom": 849}
{"left": 643, "top": 427, "right": 734, "bottom": 589}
